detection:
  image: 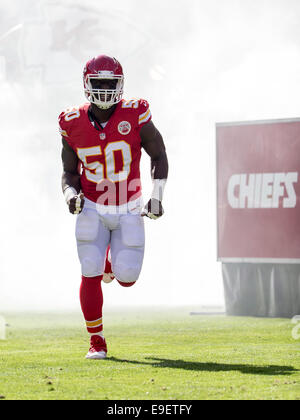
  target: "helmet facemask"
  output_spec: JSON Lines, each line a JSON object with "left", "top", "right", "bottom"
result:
{"left": 84, "top": 71, "right": 124, "bottom": 110}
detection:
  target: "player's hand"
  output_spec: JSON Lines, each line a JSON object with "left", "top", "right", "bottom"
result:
{"left": 141, "top": 198, "right": 164, "bottom": 220}
{"left": 68, "top": 193, "right": 85, "bottom": 215}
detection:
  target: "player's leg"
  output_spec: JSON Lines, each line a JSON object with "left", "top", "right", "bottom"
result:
{"left": 110, "top": 213, "right": 145, "bottom": 287}
{"left": 76, "top": 207, "right": 110, "bottom": 359}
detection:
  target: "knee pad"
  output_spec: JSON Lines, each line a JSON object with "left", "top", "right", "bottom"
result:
{"left": 114, "top": 264, "right": 141, "bottom": 284}
{"left": 81, "top": 257, "right": 101, "bottom": 278}
{"left": 78, "top": 244, "right": 104, "bottom": 277}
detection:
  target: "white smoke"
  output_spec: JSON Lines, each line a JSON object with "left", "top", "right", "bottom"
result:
{"left": 1, "top": 0, "right": 300, "bottom": 310}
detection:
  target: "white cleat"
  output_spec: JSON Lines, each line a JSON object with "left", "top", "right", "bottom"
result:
{"left": 85, "top": 335, "right": 107, "bottom": 360}
{"left": 85, "top": 350, "right": 107, "bottom": 360}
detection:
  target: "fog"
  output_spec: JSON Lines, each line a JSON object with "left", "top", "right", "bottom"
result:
{"left": 1, "top": 0, "right": 300, "bottom": 310}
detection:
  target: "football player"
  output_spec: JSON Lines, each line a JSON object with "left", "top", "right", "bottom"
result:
{"left": 59, "top": 55, "right": 168, "bottom": 359}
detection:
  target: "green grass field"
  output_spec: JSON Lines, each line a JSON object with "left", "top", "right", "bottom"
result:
{"left": 0, "top": 308, "right": 299, "bottom": 400}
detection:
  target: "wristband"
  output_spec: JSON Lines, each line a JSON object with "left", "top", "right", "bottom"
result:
{"left": 151, "top": 179, "right": 167, "bottom": 202}
{"left": 63, "top": 187, "right": 78, "bottom": 204}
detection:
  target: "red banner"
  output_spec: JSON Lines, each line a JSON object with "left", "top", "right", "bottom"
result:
{"left": 217, "top": 119, "right": 300, "bottom": 262}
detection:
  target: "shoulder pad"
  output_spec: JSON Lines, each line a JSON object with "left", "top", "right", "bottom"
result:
{"left": 121, "top": 99, "right": 140, "bottom": 110}
{"left": 58, "top": 105, "right": 82, "bottom": 138}
{"left": 120, "top": 98, "right": 152, "bottom": 127}
{"left": 137, "top": 99, "right": 151, "bottom": 127}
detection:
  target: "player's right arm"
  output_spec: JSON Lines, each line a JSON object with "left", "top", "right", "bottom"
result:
{"left": 61, "top": 137, "right": 85, "bottom": 215}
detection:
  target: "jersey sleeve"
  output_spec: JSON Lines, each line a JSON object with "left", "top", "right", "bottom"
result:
{"left": 58, "top": 111, "right": 70, "bottom": 139}
{"left": 138, "top": 99, "right": 152, "bottom": 128}
{"left": 58, "top": 106, "right": 81, "bottom": 147}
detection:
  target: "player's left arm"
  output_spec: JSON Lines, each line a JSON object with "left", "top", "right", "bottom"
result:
{"left": 140, "top": 120, "right": 169, "bottom": 219}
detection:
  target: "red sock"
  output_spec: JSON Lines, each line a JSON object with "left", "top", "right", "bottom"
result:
{"left": 80, "top": 275, "right": 103, "bottom": 334}
{"left": 117, "top": 280, "right": 136, "bottom": 288}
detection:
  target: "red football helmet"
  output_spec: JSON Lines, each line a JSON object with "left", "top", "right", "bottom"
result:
{"left": 83, "top": 55, "right": 124, "bottom": 110}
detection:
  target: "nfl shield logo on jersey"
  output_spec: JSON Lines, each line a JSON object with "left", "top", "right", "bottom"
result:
{"left": 118, "top": 121, "right": 131, "bottom": 135}
{"left": 99, "top": 133, "right": 106, "bottom": 140}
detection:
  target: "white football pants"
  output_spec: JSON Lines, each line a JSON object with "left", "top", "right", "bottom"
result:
{"left": 75, "top": 204, "right": 145, "bottom": 283}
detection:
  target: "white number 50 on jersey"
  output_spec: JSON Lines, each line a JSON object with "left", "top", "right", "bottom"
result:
{"left": 77, "top": 141, "right": 132, "bottom": 183}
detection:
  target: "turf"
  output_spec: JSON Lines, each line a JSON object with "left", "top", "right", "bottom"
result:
{"left": 0, "top": 308, "right": 299, "bottom": 400}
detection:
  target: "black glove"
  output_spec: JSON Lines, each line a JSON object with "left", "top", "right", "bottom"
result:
{"left": 68, "top": 193, "right": 85, "bottom": 215}
{"left": 141, "top": 198, "right": 164, "bottom": 219}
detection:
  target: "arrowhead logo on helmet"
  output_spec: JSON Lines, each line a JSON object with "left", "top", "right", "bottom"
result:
{"left": 83, "top": 55, "right": 124, "bottom": 110}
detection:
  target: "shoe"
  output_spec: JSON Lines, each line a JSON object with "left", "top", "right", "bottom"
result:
{"left": 102, "top": 246, "right": 115, "bottom": 284}
{"left": 86, "top": 335, "right": 107, "bottom": 360}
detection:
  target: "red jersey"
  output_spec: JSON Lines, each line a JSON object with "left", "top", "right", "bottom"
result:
{"left": 59, "top": 99, "right": 152, "bottom": 206}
